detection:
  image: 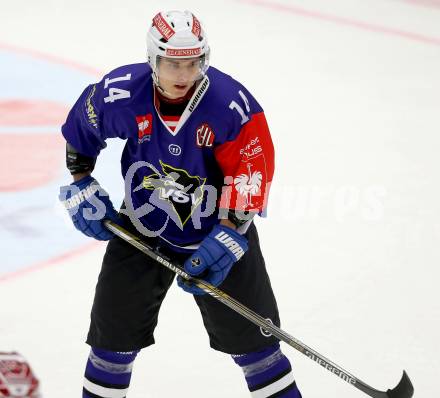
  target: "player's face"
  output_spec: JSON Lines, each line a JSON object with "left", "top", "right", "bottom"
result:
{"left": 157, "top": 57, "right": 202, "bottom": 99}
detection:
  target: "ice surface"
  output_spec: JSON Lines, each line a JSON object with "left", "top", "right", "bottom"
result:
{"left": 1, "top": 0, "right": 439, "bottom": 396}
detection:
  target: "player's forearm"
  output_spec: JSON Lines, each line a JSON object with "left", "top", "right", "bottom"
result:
{"left": 66, "top": 142, "right": 96, "bottom": 180}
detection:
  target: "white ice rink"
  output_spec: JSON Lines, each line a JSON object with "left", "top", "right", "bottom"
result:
{"left": 1, "top": 0, "right": 439, "bottom": 396}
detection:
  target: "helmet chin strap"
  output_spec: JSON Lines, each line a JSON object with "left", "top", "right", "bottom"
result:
{"left": 153, "top": 71, "right": 175, "bottom": 98}
{"left": 155, "top": 83, "right": 172, "bottom": 97}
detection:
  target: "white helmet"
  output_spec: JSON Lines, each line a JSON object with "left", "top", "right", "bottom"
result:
{"left": 147, "top": 10, "right": 210, "bottom": 84}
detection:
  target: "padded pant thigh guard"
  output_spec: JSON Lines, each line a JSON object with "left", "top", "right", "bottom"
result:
{"left": 86, "top": 234, "right": 176, "bottom": 351}
{"left": 193, "top": 222, "right": 281, "bottom": 354}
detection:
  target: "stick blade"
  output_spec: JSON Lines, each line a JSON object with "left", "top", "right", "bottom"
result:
{"left": 386, "top": 371, "right": 414, "bottom": 398}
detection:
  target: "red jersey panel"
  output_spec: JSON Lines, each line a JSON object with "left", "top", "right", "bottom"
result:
{"left": 214, "top": 112, "right": 274, "bottom": 215}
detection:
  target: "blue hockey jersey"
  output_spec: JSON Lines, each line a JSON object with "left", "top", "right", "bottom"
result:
{"left": 62, "top": 63, "right": 274, "bottom": 250}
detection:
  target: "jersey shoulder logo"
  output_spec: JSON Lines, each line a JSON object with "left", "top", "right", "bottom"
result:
{"left": 85, "top": 84, "right": 99, "bottom": 129}
{"left": 142, "top": 160, "right": 206, "bottom": 229}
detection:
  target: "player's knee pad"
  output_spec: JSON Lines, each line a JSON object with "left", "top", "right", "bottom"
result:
{"left": 232, "top": 343, "right": 302, "bottom": 397}
{"left": 83, "top": 348, "right": 139, "bottom": 398}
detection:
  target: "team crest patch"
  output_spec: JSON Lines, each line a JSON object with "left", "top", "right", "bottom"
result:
{"left": 136, "top": 114, "right": 153, "bottom": 143}
{"left": 196, "top": 123, "right": 215, "bottom": 148}
{"left": 142, "top": 160, "right": 207, "bottom": 229}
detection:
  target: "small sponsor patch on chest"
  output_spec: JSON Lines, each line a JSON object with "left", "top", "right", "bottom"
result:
{"left": 136, "top": 114, "right": 153, "bottom": 143}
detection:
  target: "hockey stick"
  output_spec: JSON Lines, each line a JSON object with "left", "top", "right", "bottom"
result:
{"left": 104, "top": 220, "right": 414, "bottom": 398}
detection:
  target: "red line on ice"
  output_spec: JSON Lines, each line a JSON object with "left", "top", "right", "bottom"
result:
{"left": 0, "top": 241, "right": 101, "bottom": 283}
{"left": 0, "top": 42, "right": 102, "bottom": 76}
{"left": 399, "top": 0, "right": 440, "bottom": 10}
{"left": 238, "top": 0, "right": 440, "bottom": 47}
{"left": 0, "top": 99, "right": 70, "bottom": 126}
{"left": 0, "top": 133, "right": 64, "bottom": 192}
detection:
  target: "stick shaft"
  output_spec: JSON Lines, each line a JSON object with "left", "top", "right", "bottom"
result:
{"left": 104, "top": 220, "right": 409, "bottom": 398}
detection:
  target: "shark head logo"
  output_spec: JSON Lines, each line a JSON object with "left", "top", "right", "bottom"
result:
{"left": 140, "top": 160, "right": 206, "bottom": 229}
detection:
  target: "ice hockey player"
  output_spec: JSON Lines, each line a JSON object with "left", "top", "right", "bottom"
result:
{"left": 59, "top": 10, "right": 302, "bottom": 398}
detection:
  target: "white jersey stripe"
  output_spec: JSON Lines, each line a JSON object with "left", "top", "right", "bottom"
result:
{"left": 251, "top": 371, "right": 295, "bottom": 398}
{"left": 164, "top": 120, "right": 179, "bottom": 127}
{"left": 83, "top": 378, "right": 129, "bottom": 398}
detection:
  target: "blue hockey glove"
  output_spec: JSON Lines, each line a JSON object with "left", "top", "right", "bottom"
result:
{"left": 177, "top": 224, "right": 248, "bottom": 295}
{"left": 59, "top": 175, "right": 120, "bottom": 241}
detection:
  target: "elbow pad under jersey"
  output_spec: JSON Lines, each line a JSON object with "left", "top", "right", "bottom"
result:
{"left": 66, "top": 142, "right": 96, "bottom": 175}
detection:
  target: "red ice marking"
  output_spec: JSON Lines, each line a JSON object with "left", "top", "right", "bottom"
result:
{"left": 0, "top": 241, "right": 101, "bottom": 284}
{"left": 0, "top": 43, "right": 103, "bottom": 281}
{"left": 400, "top": 0, "right": 440, "bottom": 10}
{"left": 0, "top": 42, "right": 102, "bottom": 76}
{"left": 0, "top": 134, "right": 64, "bottom": 192}
{"left": 0, "top": 100, "right": 69, "bottom": 192}
{"left": 238, "top": 0, "right": 440, "bottom": 47}
{"left": 0, "top": 99, "right": 69, "bottom": 126}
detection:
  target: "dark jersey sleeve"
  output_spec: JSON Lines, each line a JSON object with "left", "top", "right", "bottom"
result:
{"left": 62, "top": 82, "right": 108, "bottom": 157}
{"left": 61, "top": 66, "right": 136, "bottom": 157}
{"left": 214, "top": 87, "right": 275, "bottom": 216}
